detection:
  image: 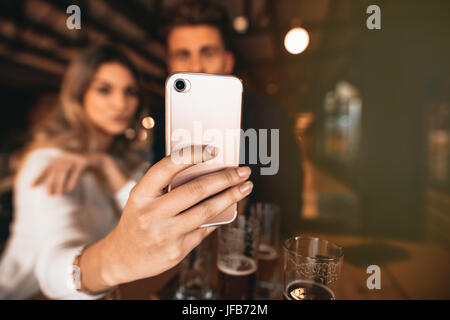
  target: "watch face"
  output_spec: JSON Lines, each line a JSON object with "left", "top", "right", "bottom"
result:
{"left": 67, "top": 264, "right": 81, "bottom": 291}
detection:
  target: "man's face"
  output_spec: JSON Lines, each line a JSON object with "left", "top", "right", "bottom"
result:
{"left": 166, "top": 24, "right": 235, "bottom": 75}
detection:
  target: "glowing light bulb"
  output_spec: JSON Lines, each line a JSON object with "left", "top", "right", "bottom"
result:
{"left": 233, "top": 16, "right": 249, "bottom": 33}
{"left": 141, "top": 116, "right": 155, "bottom": 129}
{"left": 284, "top": 27, "right": 310, "bottom": 55}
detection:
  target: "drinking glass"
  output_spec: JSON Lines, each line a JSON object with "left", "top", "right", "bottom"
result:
{"left": 174, "top": 236, "right": 214, "bottom": 300}
{"left": 252, "top": 202, "right": 281, "bottom": 298}
{"left": 283, "top": 236, "right": 343, "bottom": 300}
{"left": 217, "top": 210, "right": 261, "bottom": 300}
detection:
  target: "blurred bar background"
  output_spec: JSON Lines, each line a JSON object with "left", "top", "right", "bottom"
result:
{"left": 0, "top": 0, "right": 449, "bottom": 251}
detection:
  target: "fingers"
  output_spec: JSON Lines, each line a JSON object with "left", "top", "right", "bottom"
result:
{"left": 172, "top": 180, "right": 253, "bottom": 233}
{"left": 48, "top": 164, "right": 66, "bottom": 195}
{"left": 46, "top": 168, "right": 59, "bottom": 195}
{"left": 66, "top": 164, "right": 84, "bottom": 192}
{"left": 157, "top": 166, "right": 251, "bottom": 218}
{"left": 131, "top": 145, "right": 217, "bottom": 200}
{"left": 36, "top": 161, "right": 82, "bottom": 196}
{"left": 57, "top": 163, "right": 75, "bottom": 195}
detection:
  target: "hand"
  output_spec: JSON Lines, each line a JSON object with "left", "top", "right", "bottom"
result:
{"left": 80, "top": 145, "right": 253, "bottom": 292}
{"left": 32, "top": 151, "right": 108, "bottom": 196}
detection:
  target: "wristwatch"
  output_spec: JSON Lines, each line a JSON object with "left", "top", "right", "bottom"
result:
{"left": 70, "top": 246, "right": 106, "bottom": 296}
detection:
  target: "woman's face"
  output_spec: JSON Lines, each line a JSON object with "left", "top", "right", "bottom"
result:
{"left": 83, "top": 62, "right": 139, "bottom": 136}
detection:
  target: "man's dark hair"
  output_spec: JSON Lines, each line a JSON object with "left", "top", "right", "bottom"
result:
{"left": 160, "top": 0, "right": 233, "bottom": 51}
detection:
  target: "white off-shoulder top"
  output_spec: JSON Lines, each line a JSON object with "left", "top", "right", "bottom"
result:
{"left": 0, "top": 148, "right": 143, "bottom": 299}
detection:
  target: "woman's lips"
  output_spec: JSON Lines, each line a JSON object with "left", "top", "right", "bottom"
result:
{"left": 113, "top": 116, "right": 131, "bottom": 123}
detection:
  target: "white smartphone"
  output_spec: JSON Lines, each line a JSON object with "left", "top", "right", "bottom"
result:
{"left": 165, "top": 72, "right": 243, "bottom": 228}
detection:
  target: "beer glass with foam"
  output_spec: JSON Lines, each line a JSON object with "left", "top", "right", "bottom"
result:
{"left": 217, "top": 209, "right": 261, "bottom": 300}
{"left": 174, "top": 234, "right": 214, "bottom": 300}
{"left": 252, "top": 203, "right": 282, "bottom": 298}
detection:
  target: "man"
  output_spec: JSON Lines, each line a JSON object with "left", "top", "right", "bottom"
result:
{"left": 152, "top": 0, "right": 303, "bottom": 237}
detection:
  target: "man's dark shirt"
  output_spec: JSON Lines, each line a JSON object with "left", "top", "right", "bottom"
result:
{"left": 151, "top": 93, "right": 304, "bottom": 238}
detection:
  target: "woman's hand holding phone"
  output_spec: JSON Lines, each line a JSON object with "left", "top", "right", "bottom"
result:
{"left": 78, "top": 145, "right": 253, "bottom": 293}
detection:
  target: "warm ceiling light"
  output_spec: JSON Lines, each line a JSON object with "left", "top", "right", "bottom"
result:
{"left": 233, "top": 16, "right": 249, "bottom": 33}
{"left": 141, "top": 116, "right": 155, "bottom": 129}
{"left": 284, "top": 27, "right": 310, "bottom": 55}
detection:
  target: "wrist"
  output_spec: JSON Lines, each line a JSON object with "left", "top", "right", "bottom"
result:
{"left": 79, "top": 235, "right": 120, "bottom": 292}
{"left": 73, "top": 247, "right": 108, "bottom": 296}
{"left": 88, "top": 153, "right": 109, "bottom": 170}
{"left": 96, "top": 229, "right": 127, "bottom": 288}
{"left": 97, "top": 155, "right": 129, "bottom": 192}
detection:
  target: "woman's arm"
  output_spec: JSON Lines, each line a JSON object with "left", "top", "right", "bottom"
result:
{"left": 15, "top": 146, "right": 253, "bottom": 297}
{"left": 32, "top": 152, "right": 129, "bottom": 196}
{"left": 31, "top": 151, "right": 137, "bottom": 210}
{"left": 16, "top": 149, "right": 107, "bottom": 299}
{"left": 103, "top": 156, "right": 149, "bottom": 210}
{"left": 94, "top": 154, "right": 128, "bottom": 193}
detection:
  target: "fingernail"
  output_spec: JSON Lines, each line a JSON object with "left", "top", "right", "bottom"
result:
{"left": 239, "top": 181, "right": 253, "bottom": 194}
{"left": 236, "top": 166, "right": 251, "bottom": 178}
{"left": 204, "top": 145, "right": 218, "bottom": 158}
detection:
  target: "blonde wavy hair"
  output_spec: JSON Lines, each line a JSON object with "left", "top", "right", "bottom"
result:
{"left": 13, "top": 45, "right": 147, "bottom": 177}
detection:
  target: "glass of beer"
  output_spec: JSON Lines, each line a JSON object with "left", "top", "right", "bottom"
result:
{"left": 217, "top": 209, "right": 261, "bottom": 300}
{"left": 283, "top": 236, "right": 343, "bottom": 300}
{"left": 252, "top": 203, "right": 281, "bottom": 298}
{"left": 174, "top": 234, "right": 214, "bottom": 300}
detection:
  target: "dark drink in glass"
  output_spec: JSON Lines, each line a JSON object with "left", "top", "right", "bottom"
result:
{"left": 252, "top": 203, "right": 281, "bottom": 298}
{"left": 283, "top": 280, "right": 335, "bottom": 300}
{"left": 256, "top": 244, "right": 278, "bottom": 283}
{"left": 283, "top": 236, "right": 343, "bottom": 300}
{"left": 217, "top": 255, "right": 257, "bottom": 300}
{"left": 217, "top": 209, "right": 261, "bottom": 300}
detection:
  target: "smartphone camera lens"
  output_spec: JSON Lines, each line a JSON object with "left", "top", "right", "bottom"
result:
{"left": 175, "top": 79, "right": 186, "bottom": 92}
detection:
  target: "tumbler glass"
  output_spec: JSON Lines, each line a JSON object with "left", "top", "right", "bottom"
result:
{"left": 283, "top": 236, "right": 343, "bottom": 300}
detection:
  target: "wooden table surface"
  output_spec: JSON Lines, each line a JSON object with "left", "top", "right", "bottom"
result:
{"left": 21, "top": 153, "right": 450, "bottom": 300}
{"left": 318, "top": 233, "right": 450, "bottom": 300}
{"left": 25, "top": 229, "right": 450, "bottom": 300}
{"left": 95, "top": 231, "right": 450, "bottom": 300}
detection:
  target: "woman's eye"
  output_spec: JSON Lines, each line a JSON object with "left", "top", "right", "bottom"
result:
{"left": 97, "top": 87, "right": 110, "bottom": 94}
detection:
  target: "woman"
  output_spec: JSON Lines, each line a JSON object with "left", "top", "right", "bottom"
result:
{"left": 0, "top": 45, "right": 253, "bottom": 299}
